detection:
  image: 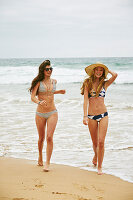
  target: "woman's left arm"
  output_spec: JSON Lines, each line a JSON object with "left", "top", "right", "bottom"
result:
{"left": 52, "top": 79, "right": 66, "bottom": 94}
{"left": 54, "top": 90, "right": 66, "bottom": 94}
{"left": 105, "top": 70, "right": 118, "bottom": 89}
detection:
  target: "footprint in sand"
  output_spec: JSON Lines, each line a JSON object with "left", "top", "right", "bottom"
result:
{"left": 73, "top": 183, "right": 89, "bottom": 191}
{"left": 78, "top": 198, "right": 91, "bottom": 200}
{"left": 35, "top": 184, "right": 44, "bottom": 188}
{"left": 91, "top": 185, "right": 96, "bottom": 190}
{"left": 97, "top": 197, "right": 103, "bottom": 200}
{"left": 12, "top": 198, "right": 28, "bottom": 200}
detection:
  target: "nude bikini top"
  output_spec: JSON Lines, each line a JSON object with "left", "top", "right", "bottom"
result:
{"left": 38, "top": 80, "right": 56, "bottom": 93}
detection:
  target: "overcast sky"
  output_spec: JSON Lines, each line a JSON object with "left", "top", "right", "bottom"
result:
{"left": 0, "top": 0, "right": 133, "bottom": 58}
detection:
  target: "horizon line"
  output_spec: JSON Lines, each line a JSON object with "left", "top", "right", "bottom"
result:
{"left": 0, "top": 56, "right": 133, "bottom": 59}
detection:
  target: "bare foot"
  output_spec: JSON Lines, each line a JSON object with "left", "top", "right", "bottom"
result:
{"left": 38, "top": 157, "right": 43, "bottom": 166}
{"left": 98, "top": 168, "right": 103, "bottom": 175}
{"left": 43, "top": 163, "right": 50, "bottom": 172}
{"left": 92, "top": 155, "right": 97, "bottom": 166}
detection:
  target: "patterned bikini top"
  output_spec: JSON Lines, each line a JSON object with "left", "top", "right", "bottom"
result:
{"left": 88, "top": 87, "right": 106, "bottom": 98}
{"left": 38, "top": 80, "right": 56, "bottom": 93}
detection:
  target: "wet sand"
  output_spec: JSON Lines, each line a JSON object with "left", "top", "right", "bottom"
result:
{"left": 0, "top": 157, "right": 133, "bottom": 200}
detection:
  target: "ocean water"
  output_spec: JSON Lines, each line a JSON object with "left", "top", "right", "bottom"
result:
{"left": 0, "top": 57, "right": 133, "bottom": 183}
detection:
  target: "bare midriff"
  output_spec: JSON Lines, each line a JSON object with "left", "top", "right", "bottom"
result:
{"left": 36, "top": 91, "right": 56, "bottom": 113}
{"left": 88, "top": 97, "right": 107, "bottom": 115}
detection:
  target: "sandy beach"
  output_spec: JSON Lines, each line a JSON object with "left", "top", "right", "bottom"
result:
{"left": 0, "top": 157, "right": 133, "bottom": 200}
{"left": 0, "top": 57, "right": 133, "bottom": 183}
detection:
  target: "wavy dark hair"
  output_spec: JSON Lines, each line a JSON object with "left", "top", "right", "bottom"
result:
{"left": 29, "top": 60, "right": 50, "bottom": 95}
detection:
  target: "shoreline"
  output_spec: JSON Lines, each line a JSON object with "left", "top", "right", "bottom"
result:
{"left": 0, "top": 157, "right": 133, "bottom": 200}
{"left": 2, "top": 155, "right": 133, "bottom": 184}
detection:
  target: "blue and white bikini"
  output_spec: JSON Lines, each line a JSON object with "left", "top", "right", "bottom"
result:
{"left": 88, "top": 87, "right": 108, "bottom": 122}
{"left": 36, "top": 80, "right": 57, "bottom": 120}
{"left": 88, "top": 87, "right": 106, "bottom": 98}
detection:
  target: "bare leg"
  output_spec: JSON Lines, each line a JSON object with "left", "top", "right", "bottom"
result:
{"left": 36, "top": 115, "right": 46, "bottom": 166}
{"left": 88, "top": 119, "right": 98, "bottom": 166}
{"left": 43, "top": 112, "right": 58, "bottom": 172}
{"left": 98, "top": 116, "right": 108, "bottom": 175}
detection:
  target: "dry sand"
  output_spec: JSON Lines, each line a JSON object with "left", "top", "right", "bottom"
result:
{"left": 0, "top": 157, "right": 133, "bottom": 200}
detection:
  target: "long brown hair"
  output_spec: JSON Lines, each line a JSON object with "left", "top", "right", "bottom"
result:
{"left": 29, "top": 60, "right": 50, "bottom": 95}
{"left": 81, "top": 68, "right": 106, "bottom": 96}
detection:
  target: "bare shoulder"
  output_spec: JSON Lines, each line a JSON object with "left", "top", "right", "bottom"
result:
{"left": 36, "top": 81, "right": 40, "bottom": 88}
{"left": 34, "top": 81, "right": 40, "bottom": 89}
{"left": 31, "top": 81, "right": 40, "bottom": 96}
{"left": 84, "top": 84, "right": 89, "bottom": 95}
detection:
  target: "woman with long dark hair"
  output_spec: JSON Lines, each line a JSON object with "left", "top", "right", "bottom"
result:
{"left": 30, "top": 60, "right": 65, "bottom": 171}
{"left": 81, "top": 62, "right": 117, "bottom": 175}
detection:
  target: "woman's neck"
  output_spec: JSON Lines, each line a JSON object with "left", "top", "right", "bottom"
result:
{"left": 94, "top": 78, "right": 100, "bottom": 84}
{"left": 44, "top": 76, "right": 50, "bottom": 82}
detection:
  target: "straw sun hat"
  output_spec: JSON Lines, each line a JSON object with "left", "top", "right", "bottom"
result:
{"left": 85, "top": 62, "right": 109, "bottom": 77}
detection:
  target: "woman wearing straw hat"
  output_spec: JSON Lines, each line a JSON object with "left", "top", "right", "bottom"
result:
{"left": 81, "top": 62, "right": 118, "bottom": 175}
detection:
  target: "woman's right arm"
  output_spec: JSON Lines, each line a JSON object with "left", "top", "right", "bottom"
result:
{"left": 105, "top": 70, "right": 118, "bottom": 89}
{"left": 83, "top": 85, "right": 89, "bottom": 125}
{"left": 31, "top": 82, "right": 40, "bottom": 104}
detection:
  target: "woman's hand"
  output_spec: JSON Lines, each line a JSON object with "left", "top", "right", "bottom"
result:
{"left": 108, "top": 69, "right": 118, "bottom": 77}
{"left": 83, "top": 116, "right": 88, "bottom": 125}
{"left": 38, "top": 100, "right": 47, "bottom": 106}
{"left": 60, "top": 90, "right": 66, "bottom": 94}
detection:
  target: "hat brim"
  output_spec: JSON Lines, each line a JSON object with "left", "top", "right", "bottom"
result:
{"left": 85, "top": 63, "right": 108, "bottom": 77}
